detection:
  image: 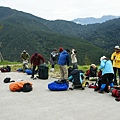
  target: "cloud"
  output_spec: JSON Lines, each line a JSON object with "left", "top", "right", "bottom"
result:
{"left": 0, "top": 0, "right": 120, "bottom": 20}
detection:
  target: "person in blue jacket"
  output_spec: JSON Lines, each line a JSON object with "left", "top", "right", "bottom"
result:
{"left": 58, "top": 49, "right": 70, "bottom": 80}
{"left": 98, "top": 56, "right": 114, "bottom": 93}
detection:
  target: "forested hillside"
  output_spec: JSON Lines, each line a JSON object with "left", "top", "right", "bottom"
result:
{"left": 0, "top": 7, "right": 117, "bottom": 65}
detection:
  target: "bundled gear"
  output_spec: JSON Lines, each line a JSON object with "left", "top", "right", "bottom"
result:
{"left": 68, "top": 69, "right": 85, "bottom": 90}
{"left": 0, "top": 66, "right": 11, "bottom": 72}
{"left": 48, "top": 79, "right": 69, "bottom": 91}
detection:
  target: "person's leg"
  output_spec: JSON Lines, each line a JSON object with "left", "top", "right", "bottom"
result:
{"left": 108, "top": 73, "right": 114, "bottom": 88}
{"left": 73, "top": 62, "right": 78, "bottom": 69}
{"left": 118, "top": 68, "right": 120, "bottom": 85}
{"left": 113, "top": 67, "right": 117, "bottom": 85}
{"left": 99, "top": 74, "right": 107, "bottom": 93}
{"left": 62, "top": 65, "right": 68, "bottom": 80}
{"left": 59, "top": 65, "right": 64, "bottom": 80}
{"left": 31, "top": 66, "right": 36, "bottom": 78}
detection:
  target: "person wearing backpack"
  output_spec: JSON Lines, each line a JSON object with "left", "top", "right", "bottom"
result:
{"left": 50, "top": 48, "right": 58, "bottom": 72}
{"left": 98, "top": 56, "right": 114, "bottom": 93}
{"left": 111, "top": 45, "right": 120, "bottom": 85}
{"left": 30, "top": 52, "right": 45, "bottom": 79}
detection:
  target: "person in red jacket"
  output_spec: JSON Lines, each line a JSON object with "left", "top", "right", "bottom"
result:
{"left": 30, "top": 52, "right": 45, "bottom": 78}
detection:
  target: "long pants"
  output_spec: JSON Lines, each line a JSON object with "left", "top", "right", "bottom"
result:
{"left": 32, "top": 65, "right": 39, "bottom": 77}
{"left": 113, "top": 67, "right": 120, "bottom": 84}
{"left": 59, "top": 65, "right": 68, "bottom": 80}
{"left": 100, "top": 73, "right": 114, "bottom": 91}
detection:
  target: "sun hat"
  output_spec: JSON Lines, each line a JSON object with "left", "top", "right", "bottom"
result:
{"left": 100, "top": 56, "right": 106, "bottom": 61}
{"left": 114, "top": 45, "right": 120, "bottom": 50}
{"left": 23, "top": 50, "right": 26, "bottom": 53}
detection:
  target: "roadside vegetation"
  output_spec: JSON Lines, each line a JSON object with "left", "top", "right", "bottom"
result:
{"left": 0, "top": 60, "right": 98, "bottom": 73}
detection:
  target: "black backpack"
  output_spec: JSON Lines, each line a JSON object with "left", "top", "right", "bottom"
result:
{"left": 38, "top": 64, "right": 49, "bottom": 79}
{"left": 71, "top": 69, "right": 84, "bottom": 88}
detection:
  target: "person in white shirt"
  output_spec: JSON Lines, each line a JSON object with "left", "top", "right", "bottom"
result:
{"left": 71, "top": 48, "right": 78, "bottom": 69}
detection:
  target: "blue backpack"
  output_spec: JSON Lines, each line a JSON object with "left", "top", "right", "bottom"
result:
{"left": 48, "top": 80, "right": 69, "bottom": 91}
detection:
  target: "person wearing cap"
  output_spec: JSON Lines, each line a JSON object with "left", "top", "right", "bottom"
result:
{"left": 71, "top": 48, "right": 78, "bottom": 69}
{"left": 111, "top": 45, "right": 120, "bottom": 85}
{"left": 50, "top": 48, "right": 58, "bottom": 72}
{"left": 20, "top": 50, "right": 30, "bottom": 71}
{"left": 98, "top": 56, "right": 114, "bottom": 93}
{"left": 58, "top": 49, "right": 70, "bottom": 80}
{"left": 30, "top": 52, "right": 45, "bottom": 78}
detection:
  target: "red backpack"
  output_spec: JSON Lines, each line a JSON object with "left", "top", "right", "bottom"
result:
{"left": 112, "top": 89, "right": 120, "bottom": 97}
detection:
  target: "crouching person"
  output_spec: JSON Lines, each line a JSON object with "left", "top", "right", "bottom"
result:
{"left": 98, "top": 56, "right": 114, "bottom": 93}
{"left": 9, "top": 81, "right": 33, "bottom": 92}
{"left": 68, "top": 69, "right": 85, "bottom": 90}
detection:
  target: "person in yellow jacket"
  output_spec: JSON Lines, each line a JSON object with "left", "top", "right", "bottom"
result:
{"left": 9, "top": 81, "right": 33, "bottom": 92}
{"left": 111, "top": 45, "right": 120, "bottom": 85}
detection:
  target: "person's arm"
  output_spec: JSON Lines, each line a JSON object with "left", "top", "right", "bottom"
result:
{"left": 39, "top": 54, "right": 45, "bottom": 63}
{"left": 99, "top": 60, "right": 106, "bottom": 70}
{"left": 111, "top": 52, "right": 116, "bottom": 61}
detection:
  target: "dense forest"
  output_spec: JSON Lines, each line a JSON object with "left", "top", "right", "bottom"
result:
{"left": 0, "top": 7, "right": 120, "bottom": 65}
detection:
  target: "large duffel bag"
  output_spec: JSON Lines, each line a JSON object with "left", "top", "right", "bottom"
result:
{"left": 38, "top": 64, "right": 49, "bottom": 79}
{"left": 48, "top": 80, "right": 69, "bottom": 91}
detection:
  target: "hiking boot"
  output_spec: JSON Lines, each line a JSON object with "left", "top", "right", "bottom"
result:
{"left": 31, "top": 76, "right": 34, "bottom": 79}
{"left": 98, "top": 90, "right": 104, "bottom": 93}
{"left": 69, "top": 87, "right": 74, "bottom": 90}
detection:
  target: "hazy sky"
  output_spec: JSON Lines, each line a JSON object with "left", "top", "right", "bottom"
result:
{"left": 0, "top": 0, "right": 120, "bottom": 21}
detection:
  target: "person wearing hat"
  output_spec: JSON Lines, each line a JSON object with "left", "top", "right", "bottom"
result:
{"left": 98, "top": 56, "right": 114, "bottom": 93}
{"left": 111, "top": 45, "right": 120, "bottom": 85}
{"left": 30, "top": 52, "right": 45, "bottom": 78}
{"left": 58, "top": 48, "right": 70, "bottom": 80}
{"left": 20, "top": 50, "right": 30, "bottom": 71}
{"left": 50, "top": 48, "right": 58, "bottom": 72}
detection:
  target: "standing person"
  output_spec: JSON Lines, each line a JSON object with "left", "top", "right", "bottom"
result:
{"left": 111, "top": 45, "right": 120, "bottom": 85}
{"left": 20, "top": 50, "right": 30, "bottom": 71}
{"left": 30, "top": 52, "right": 45, "bottom": 78}
{"left": 58, "top": 49, "right": 70, "bottom": 80}
{"left": 71, "top": 48, "right": 78, "bottom": 69}
{"left": 98, "top": 56, "right": 114, "bottom": 93}
{"left": 50, "top": 48, "right": 58, "bottom": 72}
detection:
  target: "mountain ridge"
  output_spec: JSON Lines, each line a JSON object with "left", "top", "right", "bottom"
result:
{"left": 72, "top": 15, "right": 120, "bottom": 25}
{"left": 0, "top": 7, "right": 119, "bottom": 65}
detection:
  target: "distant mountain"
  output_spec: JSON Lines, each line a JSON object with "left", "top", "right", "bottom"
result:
{"left": 72, "top": 15, "right": 120, "bottom": 25}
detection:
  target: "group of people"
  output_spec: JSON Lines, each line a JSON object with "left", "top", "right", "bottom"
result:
{"left": 20, "top": 50, "right": 45, "bottom": 78}
{"left": 20, "top": 47, "right": 78, "bottom": 81}
{"left": 19, "top": 45, "right": 120, "bottom": 93}
{"left": 49, "top": 47, "right": 78, "bottom": 80}
{"left": 91, "top": 45, "right": 120, "bottom": 93}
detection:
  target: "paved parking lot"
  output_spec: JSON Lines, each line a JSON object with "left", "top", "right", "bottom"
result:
{"left": 0, "top": 72, "right": 120, "bottom": 120}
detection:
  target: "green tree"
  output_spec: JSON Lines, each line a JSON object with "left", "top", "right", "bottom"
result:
{"left": 84, "top": 54, "right": 91, "bottom": 65}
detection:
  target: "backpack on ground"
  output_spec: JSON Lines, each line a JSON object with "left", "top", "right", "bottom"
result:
{"left": 48, "top": 79, "right": 69, "bottom": 91}
{"left": 70, "top": 69, "right": 84, "bottom": 89}
{"left": 112, "top": 89, "right": 120, "bottom": 97}
{"left": 0, "top": 66, "right": 11, "bottom": 72}
{"left": 38, "top": 64, "right": 49, "bottom": 79}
